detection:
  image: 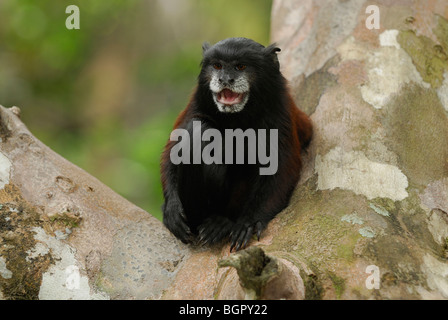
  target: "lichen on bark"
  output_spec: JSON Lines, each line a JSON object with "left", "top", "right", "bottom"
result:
{"left": 0, "top": 184, "right": 54, "bottom": 300}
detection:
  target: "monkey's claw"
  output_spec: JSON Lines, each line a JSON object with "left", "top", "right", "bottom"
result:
{"left": 229, "top": 221, "right": 264, "bottom": 252}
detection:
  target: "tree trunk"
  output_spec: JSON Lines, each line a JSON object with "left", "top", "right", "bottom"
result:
{"left": 1, "top": 0, "right": 448, "bottom": 300}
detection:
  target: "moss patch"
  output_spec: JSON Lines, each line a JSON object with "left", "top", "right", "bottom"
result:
{"left": 0, "top": 184, "right": 82, "bottom": 299}
{"left": 328, "top": 271, "right": 346, "bottom": 299}
{"left": 49, "top": 212, "right": 81, "bottom": 230}
{"left": 369, "top": 198, "right": 396, "bottom": 215}
{"left": 300, "top": 271, "right": 323, "bottom": 300}
{"left": 270, "top": 183, "right": 367, "bottom": 270}
{"left": 434, "top": 15, "right": 448, "bottom": 54}
{"left": 0, "top": 115, "right": 12, "bottom": 142}
{"left": 443, "top": 237, "right": 448, "bottom": 259}
{"left": 360, "top": 191, "right": 441, "bottom": 292}
{"left": 0, "top": 184, "right": 53, "bottom": 299}
{"left": 397, "top": 190, "right": 441, "bottom": 253}
{"left": 269, "top": 177, "right": 441, "bottom": 298}
{"left": 383, "top": 84, "right": 448, "bottom": 187}
{"left": 364, "top": 235, "right": 424, "bottom": 288}
{"left": 294, "top": 55, "right": 339, "bottom": 115}
{"left": 397, "top": 28, "right": 448, "bottom": 88}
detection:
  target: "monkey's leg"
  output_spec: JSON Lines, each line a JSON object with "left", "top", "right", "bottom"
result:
{"left": 194, "top": 155, "right": 233, "bottom": 246}
{"left": 197, "top": 214, "right": 234, "bottom": 246}
{"left": 229, "top": 170, "right": 297, "bottom": 251}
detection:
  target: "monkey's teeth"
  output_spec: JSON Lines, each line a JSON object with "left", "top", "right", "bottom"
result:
{"left": 217, "top": 89, "right": 244, "bottom": 105}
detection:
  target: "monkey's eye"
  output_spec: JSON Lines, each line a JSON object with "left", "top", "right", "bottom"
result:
{"left": 236, "top": 64, "right": 246, "bottom": 71}
{"left": 213, "top": 63, "right": 222, "bottom": 70}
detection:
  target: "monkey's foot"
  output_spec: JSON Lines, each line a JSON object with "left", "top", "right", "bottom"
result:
{"left": 197, "top": 215, "right": 234, "bottom": 246}
{"left": 230, "top": 221, "right": 264, "bottom": 252}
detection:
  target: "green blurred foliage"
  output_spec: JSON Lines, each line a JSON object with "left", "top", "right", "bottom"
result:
{"left": 0, "top": 0, "right": 272, "bottom": 220}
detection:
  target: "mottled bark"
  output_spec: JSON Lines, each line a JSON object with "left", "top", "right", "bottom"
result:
{"left": 0, "top": 105, "right": 189, "bottom": 300}
{"left": 268, "top": 0, "right": 448, "bottom": 299}
{"left": 1, "top": 0, "right": 448, "bottom": 300}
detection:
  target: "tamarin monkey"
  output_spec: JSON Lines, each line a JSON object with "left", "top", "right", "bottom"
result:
{"left": 161, "top": 38, "right": 312, "bottom": 251}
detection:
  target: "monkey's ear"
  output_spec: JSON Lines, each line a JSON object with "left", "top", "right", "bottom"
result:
{"left": 265, "top": 44, "right": 281, "bottom": 68}
{"left": 202, "top": 42, "right": 211, "bottom": 56}
{"left": 265, "top": 44, "right": 281, "bottom": 55}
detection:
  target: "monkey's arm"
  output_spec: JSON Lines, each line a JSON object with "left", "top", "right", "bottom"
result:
{"left": 161, "top": 139, "right": 194, "bottom": 244}
{"left": 161, "top": 103, "right": 199, "bottom": 243}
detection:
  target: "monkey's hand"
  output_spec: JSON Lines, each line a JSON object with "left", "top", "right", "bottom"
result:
{"left": 229, "top": 220, "right": 265, "bottom": 252}
{"left": 162, "top": 198, "right": 193, "bottom": 244}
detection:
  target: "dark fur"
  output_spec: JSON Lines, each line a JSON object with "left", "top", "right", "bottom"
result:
{"left": 161, "top": 38, "right": 312, "bottom": 251}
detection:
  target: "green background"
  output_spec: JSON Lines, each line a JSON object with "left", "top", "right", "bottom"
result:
{"left": 0, "top": 0, "right": 272, "bottom": 220}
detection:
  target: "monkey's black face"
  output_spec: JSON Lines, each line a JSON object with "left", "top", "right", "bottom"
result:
{"left": 207, "top": 61, "right": 251, "bottom": 113}
{"left": 200, "top": 37, "right": 281, "bottom": 114}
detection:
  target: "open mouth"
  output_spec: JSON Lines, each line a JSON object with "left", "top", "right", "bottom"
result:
{"left": 216, "top": 89, "right": 246, "bottom": 106}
